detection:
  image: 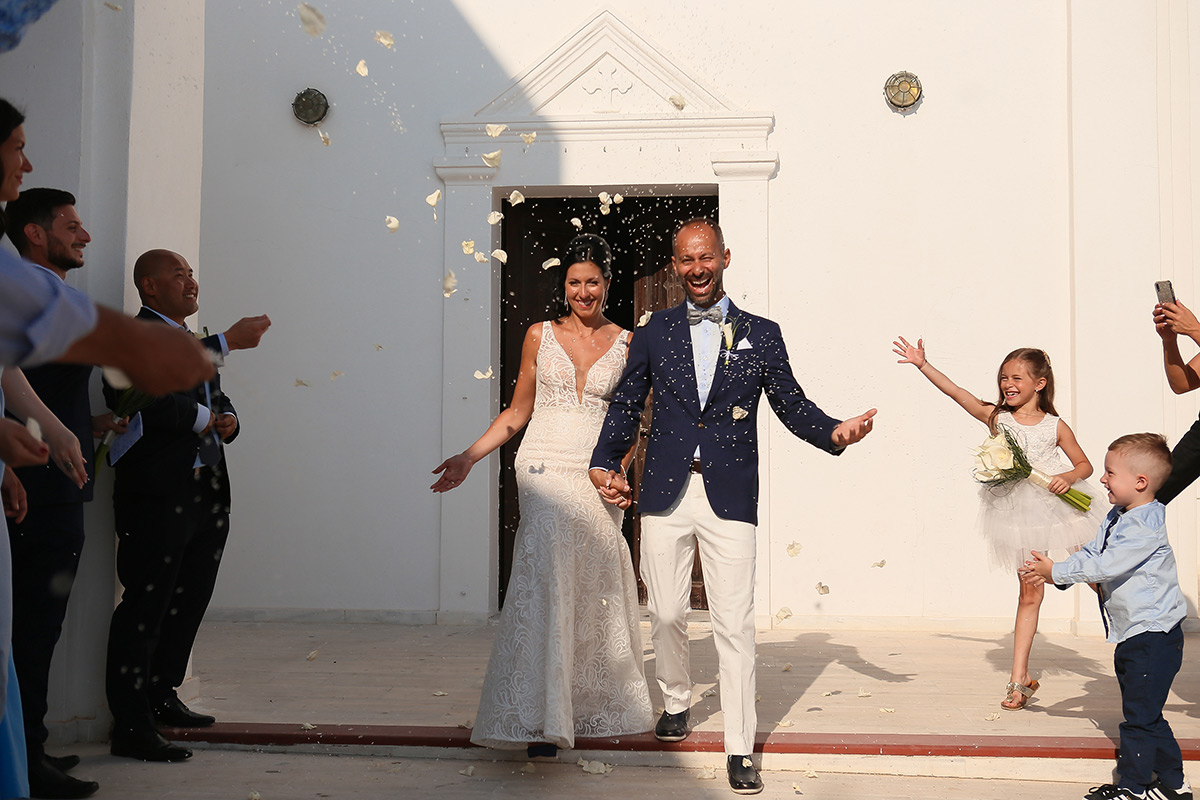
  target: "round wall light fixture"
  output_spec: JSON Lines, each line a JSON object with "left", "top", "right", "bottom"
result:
{"left": 292, "top": 87, "right": 329, "bottom": 125}
{"left": 884, "top": 72, "right": 921, "bottom": 110}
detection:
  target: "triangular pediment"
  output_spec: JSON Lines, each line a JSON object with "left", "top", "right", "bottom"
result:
{"left": 476, "top": 10, "right": 738, "bottom": 118}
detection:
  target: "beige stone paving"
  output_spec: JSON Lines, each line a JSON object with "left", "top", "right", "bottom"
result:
{"left": 188, "top": 616, "right": 1200, "bottom": 742}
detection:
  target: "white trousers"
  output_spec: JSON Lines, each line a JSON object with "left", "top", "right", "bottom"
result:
{"left": 640, "top": 472, "right": 757, "bottom": 755}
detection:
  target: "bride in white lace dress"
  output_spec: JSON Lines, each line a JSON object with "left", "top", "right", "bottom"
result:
{"left": 431, "top": 234, "right": 653, "bottom": 753}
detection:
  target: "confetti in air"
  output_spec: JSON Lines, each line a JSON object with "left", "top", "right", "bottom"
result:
{"left": 481, "top": 150, "right": 502, "bottom": 168}
{"left": 426, "top": 189, "right": 442, "bottom": 207}
{"left": 297, "top": 3, "right": 326, "bottom": 36}
{"left": 701, "top": 687, "right": 717, "bottom": 698}
{"left": 508, "top": 190, "right": 525, "bottom": 205}
{"left": 571, "top": 217, "right": 583, "bottom": 230}
{"left": 786, "top": 541, "right": 802, "bottom": 556}
{"left": 492, "top": 249, "right": 508, "bottom": 264}
{"left": 25, "top": 418, "right": 41, "bottom": 441}
{"left": 443, "top": 270, "right": 458, "bottom": 297}
{"left": 374, "top": 344, "right": 384, "bottom": 351}
{"left": 732, "top": 406, "right": 748, "bottom": 420}
{"left": 612, "top": 193, "right": 624, "bottom": 204}
{"left": 355, "top": 59, "right": 369, "bottom": 77}
{"left": 520, "top": 132, "right": 537, "bottom": 144}
{"left": 815, "top": 582, "right": 830, "bottom": 595}
{"left": 598, "top": 192, "right": 611, "bottom": 204}
{"left": 294, "top": 379, "right": 310, "bottom": 387}
{"left": 474, "top": 252, "right": 489, "bottom": 263}
{"left": 600, "top": 204, "right": 611, "bottom": 215}
{"left": 374, "top": 30, "right": 394, "bottom": 48}
{"left": 485, "top": 123, "right": 507, "bottom": 138}
{"left": 775, "top": 606, "right": 792, "bottom": 623}
{"left": 330, "top": 371, "right": 344, "bottom": 381}
{"left": 318, "top": 129, "right": 330, "bottom": 146}
{"left": 487, "top": 211, "right": 504, "bottom": 225}
{"left": 542, "top": 258, "right": 561, "bottom": 270}
{"left": 637, "top": 311, "right": 653, "bottom": 327}
{"left": 473, "top": 368, "right": 493, "bottom": 380}
{"left": 103, "top": 2, "right": 122, "bottom": 9}
{"left": 461, "top": 240, "right": 475, "bottom": 255}
{"left": 385, "top": 216, "right": 399, "bottom": 232}
{"left": 871, "top": 559, "right": 886, "bottom": 568}
{"left": 669, "top": 93, "right": 686, "bottom": 110}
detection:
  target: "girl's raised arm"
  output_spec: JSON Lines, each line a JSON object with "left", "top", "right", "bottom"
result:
{"left": 893, "top": 336, "right": 993, "bottom": 424}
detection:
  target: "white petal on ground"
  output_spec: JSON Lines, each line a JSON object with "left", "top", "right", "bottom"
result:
{"left": 355, "top": 59, "right": 368, "bottom": 77}
{"left": 461, "top": 240, "right": 475, "bottom": 255}
{"left": 330, "top": 371, "right": 344, "bottom": 381}
{"left": 857, "top": 688, "right": 872, "bottom": 698}
{"left": 782, "top": 662, "right": 793, "bottom": 672}
{"left": 520, "top": 132, "right": 537, "bottom": 144}
{"left": 294, "top": 379, "right": 310, "bottom": 388}
{"left": 300, "top": 722, "right": 316, "bottom": 730}
{"left": 481, "top": 149, "right": 502, "bottom": 168}
{"left": 318, "top": 129, "right": 330, "bottom": 146}
{"left": 426, "top": 189, "right": 442, "bottom": 207}
{"left": 474, "top": 252, "right": 489, "bottom": 263}
{"left": 433, "top": 691, "right": 448, "bottom": 696}
{"left": 570, "top": 217, "right": 583, "bottom": 230}
{"left": 473, "top": 368, "right": 493, "bottom": 380}
{"left": 458, "top": 766, "right": 474, "bottom": 777}
{"left": 879, "top": 707, "right": 895, "bottom": 713}
{"left": 578, "top": 759, "right": 613, "bottom": 775}
{"left": 698, "top": 766, "right": 717, "bottom": 780}
{"left": 249, "top": 792, "right": 262, "bottom": 800}
{"left": 542, "top": 258, "right": 560, "bottom": 270}
{"left": 637, "top": 311, "right": 653, "bottom": 327}
{"left": 985, "top": 712, "right": 1001, "bottom": 721}
{"left": 508, "top": 190, "right": 525, "bottom": 205}
{"left": 613, "top": 193, "right": 624, "bottom": 204}
{"left": 732, "top": 406, "right": 748, "bottom": 420}
{"left": 487, "top": 211, "right": 504, "bottom": 225}
{"left": 297, "top": 3, "right": 325, "bottom": 36}
{"left": 793, "top": 783, "right": 803, "bottom": 792}
{"left": 443, "top": 270, "right": 458, "bottom": 298}
{"left": 669, "top": 93, "right": 686, "bottom": 110}
{"left": 815, "top": 582, "right": 830, "bottom": 595}
{"left": 821, "top": 691, "right": 833, "bottom": 697}
{"left": 778, "top": 719, "right": 794, "bottom": 728}
{"left": 456, "top": 720, "right": 472, "bottom": 729}
{"left": 306, "top": 649, "right": 319, "bottom": 661}
{"left": 103, "top": 366, "right": 133, "bottom": 390}
{"left": 775, "top": 606, "right": 792, "bottom": 623}
{"left": 385, "top": 216, "right": 399, "bottom": 232}
{"left": 786, "top": 541, "right": 802, "bottom": 557}
{"left": 25, "top": 418, "right": 41, "bottom": 441}
{"left": 804, "top": 769, "right": 819, "bottom": 778}
{"left": 485, "top": 123, "right": 507, "bottom": 138}
{"left": 374, "top": 30, "right": 394, "bottom": 48}
{"left": 492, "top": 249, "right": 507, "bottom": 264}
{"left": 871, "top": 559, "right": 886, "bottom": 568}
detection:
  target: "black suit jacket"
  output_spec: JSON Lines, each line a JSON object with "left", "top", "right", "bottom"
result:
{"left": 104, "top": 308, "right": 238, "bottom": 503}
{"left": 8, "top": 361, "right": 96, "bottom": 504}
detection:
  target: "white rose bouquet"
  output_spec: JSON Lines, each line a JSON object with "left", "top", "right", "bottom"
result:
{"left": 972, "top": 426, "right": 1092, "bottom": 513}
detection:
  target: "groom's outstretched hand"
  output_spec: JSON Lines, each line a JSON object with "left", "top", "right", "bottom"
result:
{"left": 831, "top": 408, "right": 877, "bottom": 447}
{"left": 590, "top": 468, "right": 632, "bottom": 509}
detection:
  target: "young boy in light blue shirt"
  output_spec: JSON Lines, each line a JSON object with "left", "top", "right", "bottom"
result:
{"left": 1022, "top": 433, "right": 1189, "bottom": 800}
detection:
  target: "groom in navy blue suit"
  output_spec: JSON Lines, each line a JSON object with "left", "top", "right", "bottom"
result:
{"left": 590, "top": 218, "right": 875, "bottom": 795}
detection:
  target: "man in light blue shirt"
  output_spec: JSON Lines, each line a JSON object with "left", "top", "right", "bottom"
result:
{"left": 1023, "top": 433, "right": 1189, "bottom": 800}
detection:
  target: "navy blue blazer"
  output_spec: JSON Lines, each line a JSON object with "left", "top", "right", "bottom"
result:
{"left": 591, "top": 301, "right": 841, "bottom": 526}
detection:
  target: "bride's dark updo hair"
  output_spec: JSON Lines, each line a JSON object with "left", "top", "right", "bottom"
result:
{"left": 0, "top": 97, "right": 26, "bottom": 241}
{"left": 552, "top": 233, "right": 613, "bottom": 316}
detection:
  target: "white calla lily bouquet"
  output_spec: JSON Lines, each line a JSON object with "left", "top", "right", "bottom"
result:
{"left": 972, "top": 426, "right": 1092, "bottom": 513}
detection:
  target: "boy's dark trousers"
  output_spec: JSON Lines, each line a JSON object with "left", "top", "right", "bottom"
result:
{"left": 1114, "top": 622, "right": 1185, "bottom": 792}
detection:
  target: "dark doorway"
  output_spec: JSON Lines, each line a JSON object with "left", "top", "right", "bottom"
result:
{"left": 497, "top": 192, "right": 718, "bottom": 608}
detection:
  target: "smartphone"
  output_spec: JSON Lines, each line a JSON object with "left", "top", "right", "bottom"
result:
{"left": 1156, "top": 280, "right": 1177, "bottom": 305}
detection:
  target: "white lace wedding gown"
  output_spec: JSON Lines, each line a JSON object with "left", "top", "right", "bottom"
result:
{"left": 471, "top": 322, "right": 653, "bottom": 750}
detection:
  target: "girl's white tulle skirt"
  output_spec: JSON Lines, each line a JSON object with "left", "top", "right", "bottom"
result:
{"left": 977, "top": 479, "right": 1108, "bottom": 572}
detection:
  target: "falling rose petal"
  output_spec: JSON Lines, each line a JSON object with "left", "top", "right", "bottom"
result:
{"left": 318, "top": 129, "right": 330, "bottom": 146}
{"left": 485, "top": 123, "right": 507, "bottom": 138}
{"left": 458, "top": 766, "right": 474, "bottom": 777}
{"left": 782, "top": 662, "right": 793, "bottom": 672}
{"left": 474, "top": 252, "right": 489, "bottom": 263}
{"left": 330, "top": 371, "right": 344, "bottom": 381}
{"left": 462, "top": 240, "right": 475, "bottom": 255}
{"left": 508, "top": 190, "right": 525, "bottom": 205}
{"left": 598, "top": 191, "right": 611, "bottom": 204}
{"left": 103, "top": 2, "right": 122, "bottom": 10}
{"left": 487, "top": 211, "right": 504, "bottom": 225}
{"left": 25, "top": 418, "right": 41, "bottom": 441}
{"left": 300, "top": 722, "right": 317, "bottom": 730}
{"left": 374, "top": 344, "right": 384, "bottom": 351}
{"left": 570, "top": 217, "right": 583, "bottom": 230}
{"left": 481, "top": 149, "right": 502, "bottom": 168}
{"left": 385, "top": 216, "right": 400, "bottom": 232}
{"left": 473, "top": 367, "right": 493, "bottom": 380}
{"left": 775, "top": 606, "right": 792, "bottom": 623}
{"left": 491, "top": 249, "right": 507, "bottom": 264}
{"left": 701, "top": 687, "right": 717, "bottom": 698}
{"left": 599, "top": 204, "right": 611, "bottom": 215}
{"left": 880, "top": 707, "right": 895, "bottom": 713}
{"left": 306, "top": 649, "right": 320, "bottom": 661}
{"left": 519, "top": 132, "right": 537, "bottom": 144}
{"left": 871, "top": 559, "right": 886, "bottom": 568}
{"left": 778, "top": 719, "right": 794, "bottom": 728}
{"left": 985, "top": 712, "right": 1001, "bottom": 721}
{"left": 443, "top": 270, "right": 458, "bottom": 298}
{"left": 103, "top": 366, "right": 133, "bottom": 390}
{"left": 857, "top": 688, "right": 872, "bottom": 697}
{"left": 433, "top": 691, "right": 448, "bottom": 696}
{"left": 669, "top": 93, "right": 686, "bottom": 110}
{"left": 815, "top": 582, "right": 830, "bottom": 595}
{"left": 374, "top": 30, "right": 394, "bottom": 48}
{"left": 355, "top": 59, "right": 369, "bottom": 77}
{"left": 637, "top": 311, "right": 653, "bottom": 327}
{"left": 294, "top": 379, "right": 310, "bottom": 387}
{"left": 426, "top": 189, "right": 442, "bottom": 207}
{"left": 612, "top": 193, "right": 624, "bottom": 204}
{"left": 541, "top": 258, "right": 560, "bottom": 271}
{"left": 786, "top": 541, "right": 802, "bottom": 557}
{"left": 698, "top": 766, "right": 717, "bottom": 780}
{"left": 297, "top": 3, "right": 326, "bottom": 36}
{"left": 732, "top": 406, "right": 748, "bottom": 420}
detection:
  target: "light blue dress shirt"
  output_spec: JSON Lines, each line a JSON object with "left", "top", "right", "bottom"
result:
{"left": 688, "top": 295, "right": 730, "bottom": 459}
{"left": 1052, "top": 501, "right": 1187, "bottom": 644}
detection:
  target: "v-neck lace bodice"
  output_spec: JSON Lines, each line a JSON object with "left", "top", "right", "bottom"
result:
{"left": 535, "top": 320, "right": 628, "bottom": 411}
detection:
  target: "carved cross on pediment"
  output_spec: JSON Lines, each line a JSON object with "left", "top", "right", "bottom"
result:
{"left": 580, "top": 63, "right": 634, "bottom": 113}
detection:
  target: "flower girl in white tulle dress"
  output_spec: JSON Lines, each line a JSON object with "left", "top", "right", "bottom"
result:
{"left": 894, "top": 338, "right": 1105, "bottom": 710}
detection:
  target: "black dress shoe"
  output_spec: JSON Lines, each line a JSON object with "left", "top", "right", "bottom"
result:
{"left": 28, "top": 757, "right": 99, "bottom": 799}
{"left": 525, "top": 743, "right": 558, "bottom": 759}
{"left": 654, "top": 709, "right": 689, "bottom": 742}
{"left": 726, "top": 755, "right": 763, "bottom": 795}
{"left": 110, "top": 728, "right": 192, "bottom": 762}
{"left": 153, "top": 695, "right": 216, "bottom": 728}
{"left": 43, "top": 754, "right": 80, "bottom": 773}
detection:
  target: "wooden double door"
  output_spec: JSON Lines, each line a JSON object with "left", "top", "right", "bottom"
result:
{"left": 497, "top": 193, "right": 718, "bottom": 609}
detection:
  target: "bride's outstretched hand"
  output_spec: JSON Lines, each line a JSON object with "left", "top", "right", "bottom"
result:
{"left": 431, "top": 453, "right": 473, "bottom": 492}
{"left": 892, "top": 335, "right": 925, "bottom": 368}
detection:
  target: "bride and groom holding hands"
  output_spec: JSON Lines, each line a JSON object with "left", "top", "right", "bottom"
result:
{"left": 432, "top": 217, "right": 876, "bottom": 795}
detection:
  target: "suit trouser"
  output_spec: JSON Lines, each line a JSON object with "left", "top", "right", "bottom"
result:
{"left": 1159, "top": 414, "right": 1200, "bottom": 504}
{"left": 640, "top": 472, "right": 757, "bottom": 755}
{"left": 7, "top": 502, "right": 84, "bottom": 762}
{"left": 1114, "top": 622, "right": 1185, "bottom": 792}
{"left": 107, "top": 467, "right": 229, "bottom": 731}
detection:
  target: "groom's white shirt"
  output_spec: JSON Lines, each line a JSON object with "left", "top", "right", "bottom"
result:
{"left": 688, "top": 295, "right": 730, "bottom": 458}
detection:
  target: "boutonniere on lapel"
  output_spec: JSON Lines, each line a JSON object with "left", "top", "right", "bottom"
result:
{"left": 720, "top": 317, "right": 748, "bottom": 366}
